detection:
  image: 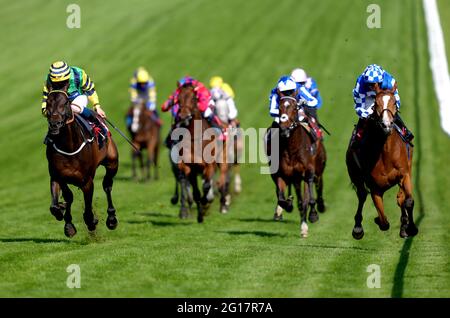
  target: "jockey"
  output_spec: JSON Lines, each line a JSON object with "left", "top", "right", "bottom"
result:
{"left": 269, "top": 75, "right": 322, "bottom": 139}
{"left": 162, "top": 76, "right": 223, "bottom": 147}
{"left": 291, "top": 68, "right": 323, "bottom": 119}
{"left": 351, "top": 64, "right": 413, "bottom": 147}
{"left": 209, "top": 76, "right": 239, "bottom": 127}
{"left": 127, "top": 67, "right": 161, "bottom": 129}
{"left": 41, "top": 61, "right": 108, "bottom": 137}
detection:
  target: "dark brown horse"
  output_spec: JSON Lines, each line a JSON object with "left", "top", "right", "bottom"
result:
{"left": 173, "top": 84, "right": 229, "bottom": 222}
{"left": 269, "top": 95, "right": 326, "bottom": 237}
{"left": 346, "top": 83, "right": 418, "bottom": 239}
{"left": 45, "top": 90, "right": 119, "bottom": 237}
{"left": 126, "top": 100, "right": 160, "bottom": 181}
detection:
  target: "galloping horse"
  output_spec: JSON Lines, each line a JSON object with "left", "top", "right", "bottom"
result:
{"left": 174, "top": 84, "right": 229, "bottom": 222}
{"left": 346, "top": 83, "right": 418, "bottom": 239}
{"left": 214, "top": 97, "right": 243, "bottom": 195}
{"left": 269, "top": 95, "right": 326, "bottom": 237}
{"left": 126, "top": 99, "right": 160, "bottom": 181}
{"left": 45, "top": 90, "right": 119, "bottom": 237}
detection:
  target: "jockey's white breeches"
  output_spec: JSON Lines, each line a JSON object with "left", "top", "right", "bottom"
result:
{"left": 70, "top": 95, "right": 88, "bottom": 114}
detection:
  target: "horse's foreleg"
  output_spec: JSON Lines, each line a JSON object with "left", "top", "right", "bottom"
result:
{"left": 277, "top": 177, "right": 293, "bottom": 213}
{"left": 138, "top": 150, "right": 145, "bottom": 182}
{"left": 371, "top": 191, "right": 390, "bottom": 231}
{"left": 218, "top": 163, "right": 230, "bottom": 214}
{"left": 153, "top": 142, "right": 159, "bottom": 180}
{"left": 82, "top": 179, "right": 98, "bottom": 232}
{"left": 352, "top": 185, "right": 367, "bottom": 240}
{"left": 60, "top": 183, "right": 77, "bottom": 238}
{"left": 399, "top": 174, "right": 418, "bottom": 237}
{"left": 50, "top": 179, "right": 64, "bottom": 221}
{"left": 131, "top": 148, "right": 138, "bottom": 181}
{"left": 294, "top": 180, "right": 308, "bottom": 237}
{"left": 146, "top": 142, "right": 152, "bottom": 181}
{"left": 234, "top": 164, "right": 242, "bottom": 194}
{"left": 189, "top": 173, "right": 204, "bottom": 223}
{"left": 316, "top": 175, "right": 325, "bottom": 213}
{"left": 201, "top": 165, "right": 215, "bottom": 207}
{"left": 179, "top": 171, "right": 190, "bottom": 219}
{"left": 306, "top": 171, "right": 318, "bottom": 223}
{"left": 104, "top": 140, "right": 119, "bottom": 230}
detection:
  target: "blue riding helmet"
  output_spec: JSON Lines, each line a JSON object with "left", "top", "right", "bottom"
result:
{"left": 363, "top": 64, "right": 384, "bottom": 83}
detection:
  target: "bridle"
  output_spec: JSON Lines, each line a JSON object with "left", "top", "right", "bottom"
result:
{"left": 279, "top": 96, "right": 301, "bottom": 137}
{"left": 372, "top": 93, "right": 396, "bottom": 131}
{"left": 47, "top": 90, "right": 74, "bottom": 133}
{"left": 176, "top": 87, "right": 198, "bottom": 127}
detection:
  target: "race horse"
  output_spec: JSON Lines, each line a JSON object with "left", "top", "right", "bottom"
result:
{"left": 173, "top": 84, "right": 230, "bottom": 222}
{"left": 214, "top": 97, "right": 243, "bottom": 195}
{"left": 126, "top": 99, "right": 160, "bottom": 181}
{"left": 346, "top": 83, "right": 418, "bottom": 239}
{"left": 45, "top": 90, "right": 119, "bottom": 237}
{"left": 268, "top": 95, "right": 326, "bottom": 237}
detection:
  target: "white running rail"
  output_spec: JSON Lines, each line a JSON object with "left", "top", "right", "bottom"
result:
{"left": 422, "top": 0, "right": 450, "bottom": 136}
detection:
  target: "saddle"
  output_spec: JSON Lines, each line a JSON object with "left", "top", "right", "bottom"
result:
{"left": 75, "top": 114, "right": 109, "bottom": 149}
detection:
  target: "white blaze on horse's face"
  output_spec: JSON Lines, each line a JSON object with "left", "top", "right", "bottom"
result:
{"left": 280, "top": 114, "right": 289, "bottom": 123}
{"left": 131, "top": 107, "right": 141, "bottom": 133}
{"left": 382, "top": 95, "right": 392, "bottom": 128}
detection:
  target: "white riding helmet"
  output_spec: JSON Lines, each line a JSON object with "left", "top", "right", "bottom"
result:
{"left": 277, "top": 76, "right": 297, "bottom": 92}
{"left": 291, "top": 68, "right": 308, "bottom": 83}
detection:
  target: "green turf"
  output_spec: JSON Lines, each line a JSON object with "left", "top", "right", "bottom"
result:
{"left": 0, "top": 0, "right": 449, "bottom": 297}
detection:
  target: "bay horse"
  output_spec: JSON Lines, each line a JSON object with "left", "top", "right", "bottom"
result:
{"left": 214, "top": 97, "right": 243, "bottom": 195}
{"left": 173, "top": 84, "right": 229, "bottom": 222}
{"left": 269, "top": 94, "right": 326, "bottom": 237}
{"left": 346, "top": 83, "right": 418, "bottom": 239}
{"left": 126, "top": 99, "right": 160, "bottom": 181}
{"left": 45, "top": 90, "right": 119, "bottom": 237}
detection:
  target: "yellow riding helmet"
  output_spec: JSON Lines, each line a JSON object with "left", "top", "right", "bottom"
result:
{"left": 222, "top": 83, "right": 235, "bottom": 98}
{"left": 136, "top": 67, "right": 150, "bottom": 83}
{"left": 49, "top": 61, "right": 71, "bottom": 82}
{"left": 210, "top": 76, "right": 223, "bottom": 88}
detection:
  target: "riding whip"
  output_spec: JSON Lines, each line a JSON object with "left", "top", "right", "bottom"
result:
{"left": 104, "top": 117, "right": 141, "bottom": 154}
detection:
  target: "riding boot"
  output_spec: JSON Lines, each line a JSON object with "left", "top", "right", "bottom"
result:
{"left": 351, "top": 118, "right": 368, "bottom": 150}
{"left": 394, "top": 113, "right": 414, "bottom": 142}
{"left": 81, "top": 107, "right": 108, "bottom": 139}
{"left": 150, "top": 110, "right": 162, "bottom": 127}
{"left": 126, "top": 114, "right": 133, "bottom": 132}
{"left": 207, "top": 114, "right": 225, "bottom": 140}
{"left": 304, "top": 106, "right": 322, "bottom": 140}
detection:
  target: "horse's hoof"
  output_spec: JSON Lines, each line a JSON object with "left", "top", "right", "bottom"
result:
{"left": 106, "top": 216, "right": 118, "bottom": 230}
{"left": 220, "top": 205, "right": 228, "bottom": 214}
{"left": 64, "top": 223, "right": 77, "bottom": 238}
{"left": 374, "top": 217, "right": 390, "bottom": 231}
{"left": 225, "top": 194, "right": 231, "bottom": 206}
{"left": 406, "top": 224, "right": 418, "bottom": 237}
{"left": 273, "top": 213, "right": 283, "bottom": 221}
{"left": 317, "top": 200, "right": 326, "bottom": 213}
{"left": 50, "top": 206, "right": 64, "bottom": 221}
{"left": 308, "top": 211, "right": 319, "bottom": 223}
{"left": 87, "top": 223, "right": 97, "bottom": 232}
{"left": 400, "top": 228, "right": 408, "bottom": 238}
{"left": 197, "top": 215, "right": 204, "bottom": 223}
{"left": 170, "top": 196, "right": 179, "bottom": 205}
{"left": 179, "top": 207, "right": 189, "bottom": 219}
{"left": 279, "top": 200, "right": 293, "bottom": 213}
{"left": 352, "top": 227, "right": 364, "bottom": 240}
{"left": 300, "top": 222, "right": 309, "bottom": 238}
